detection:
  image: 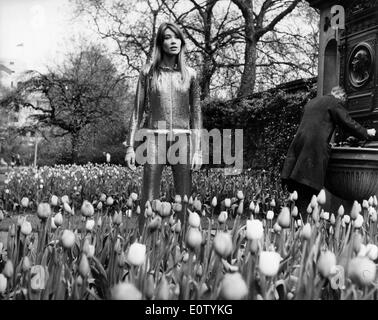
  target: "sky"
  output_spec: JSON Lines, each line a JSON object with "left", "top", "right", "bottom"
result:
{"left": 0, "top": 0, "right": 93, "bottom": 73}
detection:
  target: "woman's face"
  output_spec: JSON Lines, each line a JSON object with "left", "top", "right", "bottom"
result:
{"left": 162, "top": 28, "right": 182, "bottom": 56}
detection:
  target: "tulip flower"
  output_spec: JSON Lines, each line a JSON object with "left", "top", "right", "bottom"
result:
{"left": 213, "top": 232, "right": 233, "bottom": 258}
{"left": 218, "top": 211, "right": 228, "bottom": 224}
{"left": 54, "top": 213, "right": 63, "bottom": 227}
{"left": 0, "top": 274, "right": 7, "bottom": 293}
{"left": 317, "top": 250, "right": 336, "bottom": 278}
{"left": 81, "top": 200, "right": 94, "bottom": 217}
{"left": 236, "top": 190, "right": 244, "bottom": 200}
{"left": 156, "top": 274, "right": 170, "bottom": 300}
{"left": 259, "top": 251, "right": 281, "bottom": 277}
{"left": 111, "top": 282, "right": 142, "bottom": 300}
{"left": 219, "top": 272, "right": 248, "bottom": 300}
{"left": 85, "top": 219, "right": 95, "bottom": 232}
{"left": 246, "top": 219, "right": 263, "bottom": 240}
{"left": 224, "top": 198, "right": 231, "bottom": 208}
{"left": 254, "top": 203, "right": 260, "bottom": 214}
{"left": 193, "top": 198, "right": 202, "bottom": 212}
{"left": 366, "top": 244, "right": 378, "bottom": 261}
{"left": 37, "top": 202, "right": 51, "bottom": 220}
{"left": 61, "top": 195, "right": 69, "bottom": 204}
{"left": 106, "top": 196, "right": 114, "bottom": 206}
{"left": 188, "top": 210, "right": 201, "bottom": 228}
{"left": 61, "top": 230, "right": 76, "bottom": 249}
{"left": 20, "top": 220, "right": 32, "bottom": 236}
{"left": 186, "top": 227, "right": 202, "bottom": 250}
{"left": 21, "top": 197, "right": 29, "bottom": 208}
{"left": 273, "top": 222, "right": 282, "bottom": 233}
{"left": 2, "top": 260, "right": 14, "bottom": 278}
{"left": 211, "top": 196, "right": 217, "bottom": 207}
{"left": 266, "top": 210, "right": 274, "bottom": 220}
{"left": 348, "top": 257, "right": 376, "bottom": 287}
{"left": 317, "top": 189, "right": 326, "bottom": 205}
{"left": 50, "top": 195, "right": 59, "bottom": 207}
{"left": 99, "top": 193, "right": 107, "bottom": 202}
{"left": 127, "top": 242, "right": 146, "bottom": 266}
{"left": 301, "top": 223, "right": 312, "bottom": 241}
{"left": 277, "top": 207, "right": 290, "bottom": 228}
{"left": 291, "top": 206, "right": 298, "bottom": 217}
{"left": 159, "top": 202, "right": 172, "bottom": 217}
{"left": 249, "top": 201, "right": 255, "bottom": 212}
{"left": 270, "top": 199, "right": 276, "bottom": 207}
{"left": 79, "top": 254, "right": 90, "bottom": 277}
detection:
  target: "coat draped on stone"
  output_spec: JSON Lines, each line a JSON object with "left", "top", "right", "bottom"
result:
{"left": 281, "top": 94, "right": 370, "bottom": 191}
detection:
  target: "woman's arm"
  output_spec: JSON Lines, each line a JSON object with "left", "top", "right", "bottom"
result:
{"left": 125, "top": 69, "right": 147, "bottom": 149}
{"left": 189, "top": 69, "right": 202, "bottom": 153}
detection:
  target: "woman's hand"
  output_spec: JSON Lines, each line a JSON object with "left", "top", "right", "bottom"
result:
{"left": 191, "top": 150, "right": 202, "bottom": 171}
{"left": 125, "top": 147, "right": 136, "bottom": 171}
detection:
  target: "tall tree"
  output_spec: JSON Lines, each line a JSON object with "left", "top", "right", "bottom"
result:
{"left": 0, "top": 45, "right": 128, "bottom": 163}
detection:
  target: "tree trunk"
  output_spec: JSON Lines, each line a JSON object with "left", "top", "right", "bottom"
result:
{"left": 71, "top": 131, "right": 80, "bottom": 164}
{"left": 238, "top": 20, "right": 257, "bottom": 98}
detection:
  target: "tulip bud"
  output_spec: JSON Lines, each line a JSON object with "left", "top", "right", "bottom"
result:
{"left": 306, "top": 204, "right": 312, "bottom": 214}
{"left": 291, "top": 191, "right": 298, "bottom": 201}
{"left": 61, "top": 195, "right": 69, "bottom": 204}
{"left": 37, "top": 202, "right": 51, "bottom": 220}
{"left": 50, "top": 195, "right": 59, "bottom": 207}
{"left": 337, "top": 205, "right": 344, "bottom": 216}
{"left": 224, "top": 198, "right": 231, "bottom": 208}
{"left": 277, "top": 207, "right": 290, "bottom": 228}
{"left": 291, "top": 206, "right": 298, "bottom": 218}
{"left": 270, "top": 199, "right": 276, "bottom": 207}
{"left": 310, "top": 195, "right": 317, "bottom": 208}
{"left": 188, "top": 210, "right": 201, "bottom": 228}
{"left": 246, "top": 219, "right": 263, "bottom": 240}
{"left": 97, "top": 216, "right": 102, "bottom": 227}
{"left": 126, "top": 197, "right": 133, "bottom": 209}
{"left": 330, "top": 214, "right": 336, "bottom": 225}
{"left": 111, "top": 282, "right": 142, "bottom": 300}
{"left": 219, "top": 272, "right": 248, "bottom": 300}
{"left": 2, "top": 260, "right": 14, "bottom": 278}
{"left": 183, "top": 195, "right": 189, "bottom": 203}
{"left": 186, "top": 227, "right": 202, "bottom": 250}
{"left": 317, "top": 189, "right": 326, "bottom": 205}
{"left": 0, "top": 274, "right": 7, "bottom": 293}
{"left": 266, "top": 210, "right": 274, "bottom": 220}
{"left": 61, "top": 229, "right": 76, "bottom": 249}
{"left": 130, "top": 192, "right": 138, "bottom": 202}
{"left": 249, "top": 201, "right": 255, "bottom": 212}
{"left": 63, "top": 202, "right": 72, "bottom": 215}
{"left": 127, "top": 242, "right": 146, "bottom": 266}
{"left": 21, "top": 220, "right": 32, "bottom": 236}
{"left": 259, "top": 251, "right": 281, "bottom": 277}
{"left": 301, "top": 223, "right": 312, "bottom": 241}
{"left": 213, "top": 232, "right": 233, "bottom": 258}
{"left": 218, "top": 211, "right": 228, "bottom": 224}
{"left": 156, "top": 274, "right": 170, "bottom": 300}
{"left": 79, "top": 254, "right": 90, "bottom": 277}
{"left": 99, "top": 193, "right": 107, "bottom": 202}
{"left": 236, "top": 190, "right": 244, "bottom": 200}
{"left": 317, "top": 250, "right": 336, "bottom": 278}
{"left": 53, "top": 212, "right": 63, "bottom": 227}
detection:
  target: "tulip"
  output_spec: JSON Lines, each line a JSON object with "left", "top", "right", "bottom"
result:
{"left": 79, "top": 254, "right": 90, "bottom": 277}
{"left": 254, "top": 203, "right": 260, "bottom": 214}
{"left": 159, "top": 202, "right": 172, "bottom": 217}
{"left": 342, "top": 215, "right": 350, "bottom": 224}
{"left": 193, "top": 198, "right": 202, "bottom": 212}
{"left": 219, "top": 272, "right": 248, "bottom": 300}
{"left": 22, "top": 256, "right": 31, "bottom": 272}
{"left": 249, "top": 201, "right": 255, "bottom": 212}
{"left": 213, "top": 232, "right": 233, "bottom": 258}
{"left": 366, "top": 244, "right": 378, "bottom": 261}
{"left": 111, "top": 282, "right": 142, "bottom": 300}
{"left": 218, "top": 211, "right": 228, "bottom": 224}
{"left": 236, "top": 190, "right": 244, "bottom": 200}
{"left": 37, "top": 202, "right": 51, "bottom": 219}
{"left": 188, "top": 210, "right": 201, "bottom": 228}
{"left": 273, "top": 222, "right": 282, "bottom": 233}
{"left": 330, "top": 214, "right": 336, "bottom": 225}
{"left": 337, "top": 205, "right": 345, "bottom": 216}
{"left": 106, "top": 196, "right": 114, "bottom": 206}
{"left": 63, "top": 202, "right": 72, "bottom": 214}
{"left": 126, "top": 197, "right": 133, "bottom": 209}
{"left": 186, "top": 227, "right": 202, "bottom": 250}
{"left": 2, "top": 260, "right": 14, "bottom": 278}
{"left": 310, "top": 195, "right": 317, "bottom": 208}
{"left": 266, "top": 210, "right": 274, "bottom": 220}
{"left": 97, "top": 216, "right": 102, "bottom": 228}
{"left": 54, "top": 212, "right": 63, "bottom": 227}
{"left": 99, "top": 193, "right": 107, "bottom": 202}
{"left": 61, "top": 229, "right": 76, "bottom": 249}
{"left": 353, "top": 233, "right": 362, "bottom": 254}
{"left": 174, "top": 194, "right": 182, "bottom": 204}
{"left": 291, "top": 191, "right": 298, "bottom": 201}
{"left": 354, "top": 214, "right": 364, "bottom": 228}
{"left": 374, "top": 195, "right": 378, "bottom": 207}
{"left": 224, "top": 198, "right": 231, "bottom": 208}
{"left": 151, "top": 199, "right": 162, "bottom": 213}
{"left": 112, "top": 212, "right": 122, "bottom": 226}
{"left": 277, "top": 207, "right": 290, "bottom": 228}
{"left": 130, "top": 192, "right": 138, "bottom": 202}
{"left": 183, "top": 195, "right": 189, "bottom": 203}
{"left": 301, "top": 223, "right": 312, "bottom": 241}
{"left": 317, "top": 250, "right": 336, "bottom": 278}
{"left": 21, "top": 220, "right": 32, "bottom": 236}
{"left": 156, "top": 274, "right": 170, "bottom": 300}
{"left": 127, "top": 242, "right": 146, "bottom": 266}
{"left": 246, "top": 219, "right": 263, "bottom": 240}
{"left": 270, "top": 199, "right": 276, "bottom": 207}
{"left": 348, "top": 257, "right": 376, "bottom": 287}
{"left": 211, "top": 196, "right": 217, "bottom": 207}
{"left": 317, "top": 189, "right": 326, "bottom": 205}
{"left": 172, "top": 220, "right": 182, "bottom": 233}
{"left": 50, "top": 195, "right": 59, "bottom": 207}
{"left": 291, "top": 206, "right": 298, "bottom": 217}
{"left": 0, "top": 274, "right": 7, "bottom": 293}
{"left": 51, "top": 217, "right": 57, "bottom": 230}
{"left": 21, "top": 197, "right": 29, "bottom": 208}
{"left": 81, "top": 200, "right": 94, "bottom": 217}
{"left": 322, "top": 211, "right": 330, "bottom": 221}
{"left": 351, "top": 201, "right": 361, "bottom": 220}
{"left": 114, "top": 238, "right": 122, "bottom": 254}
{"left": 61, "top": 195, "right": 69, "bottom": 204}
{"left": 85, "top": 219, "right": 95, "bottom": 232}
{"left": 306, "top": 204, "right": 312, "bottom": 214}
{"left": 259, "top": 251, "right": 281, "bottom": 277}
{"left": 97, "top": 201, "right": 103, "bottom": 210}
{"left": 148, "top": 216, "right": 162, "bottom": 231}
{"left": 250, "top": 239, "right": 259, "bottom": 254}
{"left": 145, "top": 274, "right": 155, "bottom": 300}
{"left": 126, "top": 209, "right": 132, "bottom": 218}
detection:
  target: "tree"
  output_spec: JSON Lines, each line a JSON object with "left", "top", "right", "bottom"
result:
{"left": 1, "top": 45, "right": 129, "bottom": 163}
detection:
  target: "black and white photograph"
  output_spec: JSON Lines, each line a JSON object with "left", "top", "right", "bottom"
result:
{"left": 0, "top": 0, "right": 378, "bottom": 306}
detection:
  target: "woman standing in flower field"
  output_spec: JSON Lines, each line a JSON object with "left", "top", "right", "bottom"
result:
{"left": 125, "top": 22, "right": 203, "bottom": 233}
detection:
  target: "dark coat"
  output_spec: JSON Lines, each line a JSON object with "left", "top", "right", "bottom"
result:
{"left": 281, "top": 94, "right": 369, "bottom": 191}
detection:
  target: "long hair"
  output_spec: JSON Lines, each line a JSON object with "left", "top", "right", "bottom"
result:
{"left": 150, "top": 22, "right": 190, "bottom": 91}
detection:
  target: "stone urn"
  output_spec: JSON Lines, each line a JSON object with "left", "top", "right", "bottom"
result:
{"left": 325, "top": 146, "right": 378, "bottom": 201}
